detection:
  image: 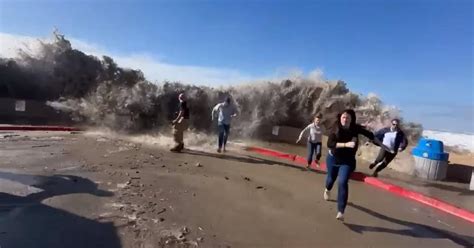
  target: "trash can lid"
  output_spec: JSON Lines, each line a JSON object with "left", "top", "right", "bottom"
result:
{"left": 412, "top": 138, "right": 449, "bottom": 161}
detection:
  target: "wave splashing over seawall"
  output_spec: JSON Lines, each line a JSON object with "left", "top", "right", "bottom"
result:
{"left": 0, "top": 32, "right": 422, "bottom": 140}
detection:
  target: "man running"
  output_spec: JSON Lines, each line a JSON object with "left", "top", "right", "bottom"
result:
{"left": 369, "top": 118, "right": 408, "bottom": 177}
{"left": 211, "top": 96, "right": 238, "bottom": 153}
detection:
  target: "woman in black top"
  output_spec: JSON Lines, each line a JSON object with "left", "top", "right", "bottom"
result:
{"left": 324, "top": 109, "right": 377, "bottom": 221}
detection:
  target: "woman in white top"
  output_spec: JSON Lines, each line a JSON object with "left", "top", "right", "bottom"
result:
{"left": 296, "top": 114, "right": 324, "bottom": 169}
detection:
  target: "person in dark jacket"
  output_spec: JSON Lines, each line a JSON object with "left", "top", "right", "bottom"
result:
{"left": 324, "top": 109, "right": 384, "bottom": 221}
{"left": 369, "top": 118, "right": 408, "bottom": 177}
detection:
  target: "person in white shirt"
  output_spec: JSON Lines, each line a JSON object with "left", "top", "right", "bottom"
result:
{"left": 369, "top": 118, "right": 408, "bottom": 177}
{"left": 296, "top": 113, "right": 324, "bottom": 169}
{"left": 211, "top": 96, "right": 238, "bottom": 153}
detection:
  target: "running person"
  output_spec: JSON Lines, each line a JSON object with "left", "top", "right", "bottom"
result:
{"left": 324, "top": 109, "right": 384, "bottom": 220}
{"left": 296, "top": 113, "right": 324, "bottom": 169}
{"left": 211, "top": 96, "right": 238, "bottom": 153}
{"left": 369, "top": 118, "right": 408, "bottom": 177}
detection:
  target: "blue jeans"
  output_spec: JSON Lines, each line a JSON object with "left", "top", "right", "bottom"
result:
{"left": 325, "top": 153, "right": 355, "bottom": 213}
{"left": 307, "top": 142, "right": 322, "bottom": 164}
{"left": 218, "top": 124, "right": 230, "bottom": 149}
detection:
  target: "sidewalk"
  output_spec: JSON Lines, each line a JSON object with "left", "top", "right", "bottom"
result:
{"left": 237, "top": 139, "right": 474, "bottom": 222}
{"left": 372, "top": 171, "right": 474, "bottom": 212}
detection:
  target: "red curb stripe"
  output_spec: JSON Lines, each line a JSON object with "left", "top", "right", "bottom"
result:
{"left": 363, "top": 177, "right": 474, "bottom": 223}
{"left": 248, "top": 146, "right": 328, "bottom": 171}
{"left": 0, "top": 125, "right": 81, "bottom": 132}
{"left": 245, "top": 146, "right": 474, "bottom": 223}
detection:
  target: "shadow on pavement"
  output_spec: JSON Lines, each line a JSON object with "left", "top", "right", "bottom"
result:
{"left": 183, "top": 149, "right": 324, "bottom": 173}
{"left": 344, "top": 202, "right": 474, "bottom": 247}
{"left": 0, "top": 171, "right": 122, "bottom": 248}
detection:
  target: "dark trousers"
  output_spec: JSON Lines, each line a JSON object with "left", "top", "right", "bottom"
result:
{"left": 218, "top": 124, "right": 230, "bottom": 149}
{"left": 373, "top": 148, "right": 397, "bottom": 173}
{"left": 307, "top": 142, "right": 322, "bottom": 164}
{"left": 325, "top": 153, "right": 354, "bottom": 213}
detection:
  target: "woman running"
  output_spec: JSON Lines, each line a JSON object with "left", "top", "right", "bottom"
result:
{"left": 324, "top": 109, "right": 383, "bottom": 221}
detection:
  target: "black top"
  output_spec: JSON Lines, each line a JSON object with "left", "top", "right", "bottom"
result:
{"left": 179, "top": 101, "right": 190, "bottom": 119}
{"left": 327, "top": 124, "right": 375, "bottom": 167}
{"left": 356, "top": 125, "right": 375, "bottom": 141}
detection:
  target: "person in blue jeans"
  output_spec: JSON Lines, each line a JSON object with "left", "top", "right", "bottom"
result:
{"left": 211, "top": 96, "right": 238, "bottom": 153}
{"left": 325, "top": 109, "right": 381, "bottom": 221}
{"left": 296, "top": 113, "right": 324, "bottom": 169}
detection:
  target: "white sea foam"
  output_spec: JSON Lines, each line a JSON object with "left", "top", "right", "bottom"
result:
{"left": 422, "top": 130, "right": 474, "bottom": 152}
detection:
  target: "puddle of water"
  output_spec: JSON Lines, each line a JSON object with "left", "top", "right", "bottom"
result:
{"left": 0, "top": 178, "right": 43, "bottom": 197}
{"left": 55, "top": 165, "right": 81, "bottom": 172}
{"left": 106, "top": 203, "right": 126, "bottom": 209}
{"left": 117, "top": 182, "right": 130, "bottom": 189}
{"left": 0, "top": 170, "right": 42, "bottom": 185}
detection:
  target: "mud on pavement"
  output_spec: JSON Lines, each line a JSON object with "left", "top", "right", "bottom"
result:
{"left": 0, "top": 131, "right": 215, "bottom": 248}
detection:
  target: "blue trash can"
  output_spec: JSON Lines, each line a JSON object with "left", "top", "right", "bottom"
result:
{"left": 412, "top": 138, "right": 449, "bottom": 180}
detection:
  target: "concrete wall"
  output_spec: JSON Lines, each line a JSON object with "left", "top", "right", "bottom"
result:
{"left": 0, "top": 98, "right": 71, "bottom": 125}
{"left": 445, "top": 163, "right": 472, "bottom": 183}
{"left": 357, "top": 145, "right": 416, "bottom": 174}
{"left": 268, "top": 125, "right": 470, "bottom": 182}
{"left": 269, "top": 126, "right": 302, "bottom": 144}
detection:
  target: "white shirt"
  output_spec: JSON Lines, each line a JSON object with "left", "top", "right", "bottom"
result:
{"left": 298, "top": 123, "right": 323, "bottom": 143}
{"left": 382, "top": 131, "right": 398, "bottom": 153}
{"left": 212, "top": 102, "right": 237, "bottom": 125}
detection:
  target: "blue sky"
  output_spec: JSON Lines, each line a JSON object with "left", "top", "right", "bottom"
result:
{"left": 0, "top": 0, "right": 472, "bottom": 133}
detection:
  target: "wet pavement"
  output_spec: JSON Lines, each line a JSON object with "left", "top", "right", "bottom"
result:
{"left": 0, "top": 131, "right": 473, "bottom": 247}
{"left": 240, "top": 138, "right": 474, "bottom": 213}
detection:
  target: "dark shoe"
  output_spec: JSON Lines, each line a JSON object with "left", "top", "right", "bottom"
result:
{"left": 217, "top": 148, "right": 221, "bottom": 153}
{"left": 170, "top": 144, "right": 183, "bottom": 152}
{"left": 170, "top": 146, "right": 180, "bottom": 152}
{"left": 372, "top": 171, "right": 379, "bottom": 177}
{"left": 369, "top": 163, "right": 376, "bottom": 169}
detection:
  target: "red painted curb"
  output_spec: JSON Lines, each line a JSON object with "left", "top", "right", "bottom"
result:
{"left": 0, "top": 125, "right": 82, "bottom": 132}
{"left": 363, "top": 177, "right": 474, "bottom": 223}
{"left": 245, "top": 146, "right": 474, "bottom": 223}
{"left": 248, "top": 146, "right": 328, "bottom": 171}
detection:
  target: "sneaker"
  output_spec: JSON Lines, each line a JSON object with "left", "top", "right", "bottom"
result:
{"left": 324, "top": 189, "right": 330, "bottom": 201}
{"left": 315, "top": 160, "right": 320, "bottom": 168}
{"left": 336, "top": 212, "right": 344, "bottom": 221}
{"left": 372, "top": 171, "right": 379, "bottom": 178}
{"left": 305, "top": 164, "right": 311, "bottom": 170}
{"left": 217, "top": 148, "right": 221, "bottom": 153}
